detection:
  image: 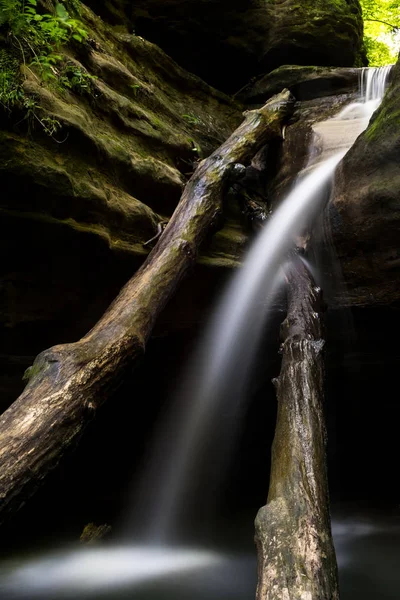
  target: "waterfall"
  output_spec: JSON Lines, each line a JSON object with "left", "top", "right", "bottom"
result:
{"left": 0, "top": 65, "right": 393, "bottom": 600}
{"left": 360, "top": 65, "right": 393, "bottom": 105}
{"left": 134, "top": 65, "right": 393, "bottom": 543}
{"left": 138, "top": 154, "right": 343, "bottom": 542}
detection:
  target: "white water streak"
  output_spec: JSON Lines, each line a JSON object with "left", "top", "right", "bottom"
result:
{"left": 360, "top": 65, "right": 393, "bottom": 104}
{"left": 142, "top": 154, "right": 344, "bottom": 541}
{"left": 0, "top": 546, "right": 222, "bottom": 597}
{"left": 142, "top": 65, "right": 393, "bottom": 542}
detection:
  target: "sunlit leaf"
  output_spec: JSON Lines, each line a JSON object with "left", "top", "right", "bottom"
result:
{"left": 55, "top": 2, "right": 69, "bottom": 21}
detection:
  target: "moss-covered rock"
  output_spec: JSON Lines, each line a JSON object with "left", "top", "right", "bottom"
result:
{"left": 329, "top": 58, "right": 400, "bottom": 306}
{"left": 84, "top": 0, "right": 365, "bottom": 92}
{"left": 262, "top": 0, "right": 365, "bottom": 73}
{"left": 0, "top": 4, "right": 242, "bottom": 408}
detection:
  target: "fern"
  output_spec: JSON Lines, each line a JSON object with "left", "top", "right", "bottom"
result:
{"left": 0, "top": 0, "right": 19, "bottom": 28}
{"left": 0, "top": 0, "right": 87, "bottom": 55}
{"left": 0, "top": 0, "right": 88, "bottom": 135}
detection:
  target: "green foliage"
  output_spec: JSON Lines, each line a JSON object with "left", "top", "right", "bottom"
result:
{"left": 130, "top": 83, "right": 142, "bottom": 96}
{"left": 0, "top": 50, "right": 21, "bottom": 108}
{"left": 0, "top": 0, "right": 88, "bottom": 82}
{"left": 40, "top": 114, "right": 62, "bottom": 135}
{"left": 0, "top": 0, "right": 87, "bottom": 50}
{"left": 0, "top": 0, "right": 88, "bottom": 134}
{"left": 59, "top": 62, "right": 96, "bottom": 94}
{"left": 0, "top": 49, "right": 62, "bottom": 136}
{"left": 22, "top": 362, "right": 43, "bottom": 381}
{"left": 360, "top": 0, "right": 400, "bottom": 65}
{"left": 0, "top": 76, "right": 62, "bottom": 135}
{"left": 31, "top": 52, "right": 63, "bottom": 81}
{"left": 364, "top": 34, "right": 397, "bottom": 65}
{"left": 182, "top": 113, "right": 202, "bottom": 126}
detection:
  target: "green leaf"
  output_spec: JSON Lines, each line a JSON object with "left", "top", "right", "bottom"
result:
{"left": 55, "top": 2, "right": 69, "bottom": 21}
{"left": 360, "top": 0, "right": 400, "bottom": 65}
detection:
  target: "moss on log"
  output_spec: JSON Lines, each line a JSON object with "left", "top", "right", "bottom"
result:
{"left": 0, "top": 89, "right": 294, "bottom": 523}
{"left": 255, "top": 255, "right": 339, "bottom": 600}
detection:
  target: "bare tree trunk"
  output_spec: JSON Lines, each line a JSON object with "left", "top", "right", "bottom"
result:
{"left": 0, "top": 90, "right": 294, "bottom": 523}
{"left": 255, "top": 255, "right": 339, "bottom": 600}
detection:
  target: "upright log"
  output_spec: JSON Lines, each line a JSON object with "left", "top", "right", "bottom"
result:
{"left": 0, "top": 90, "right": 294, "bottom": 523}
{"left": 255, "top": 256, "right": 339, "bottom": 600}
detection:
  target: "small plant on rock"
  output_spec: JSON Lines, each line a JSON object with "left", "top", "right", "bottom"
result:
{"left": 182, "top": 113, "right": 202, "bottom": 126}
{"left": 59, "top": 62, "right": 96, "bottom": 94}
{"left": 0, "top": 0, "right": 88, "bottom": 134}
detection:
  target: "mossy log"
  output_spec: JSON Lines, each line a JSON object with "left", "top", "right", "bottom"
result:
{"left": 0, "top": 90, "right": 294, "bottom": 523}
{"left": 255, "top": 256, "right": 339, "bottom": 600}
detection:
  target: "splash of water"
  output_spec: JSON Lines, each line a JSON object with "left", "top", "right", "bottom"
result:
{"left": 333, "top": 65, "right": 392, "bottom": 123}
{"left": 0, "top": 546, "right": 223, "bottom": 598}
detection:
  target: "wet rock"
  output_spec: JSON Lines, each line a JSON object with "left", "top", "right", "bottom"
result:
{"left": 268, "top": 93, "right": 358, "bottom": 205}
{"left": 238, "top": 66, "right": 361, "bottom": 105}
{"left": 329, "top": 58, "right": 400, "bottom": 307}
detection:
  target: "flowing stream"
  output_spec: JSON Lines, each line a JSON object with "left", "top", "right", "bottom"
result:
{"left": 0, "top": 66, "right": 394, "bottom": 600}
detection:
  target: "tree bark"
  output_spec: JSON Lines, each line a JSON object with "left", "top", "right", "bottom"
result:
{"left": 0, "top": 90, "right": 294, "bottom": 523}
{"left": 255, "top": 255, "right": 339, "bottom": 600}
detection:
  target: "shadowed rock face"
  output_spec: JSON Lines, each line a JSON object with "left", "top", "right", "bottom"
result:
{"left": 84, "top": 0, "right": 365, "bottom": 92}
{"left": 262, "top": 0, "right": 365, "bottom": 72}
{"left": 0, "top": 5, "right": 243, "bottom": 408}
{"left": 238, "top": 65, "right": 361, "bottom": 105}
{"left": 330, "top": 58, "right": 400, "bottom": 307}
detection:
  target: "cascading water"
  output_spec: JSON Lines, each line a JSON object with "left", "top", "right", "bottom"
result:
{"left": 0, "top": 65, "right": 393, "bottom": 600}
{"left": 137, "top": 153, "right": 344, "bottom": 543}
{"left": 136, "top": 64, "right": 393, "bottom": 543}
{"left": 361, "top": 65, "right": 393, "bottom": 111}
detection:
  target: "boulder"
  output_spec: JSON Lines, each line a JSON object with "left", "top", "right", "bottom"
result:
{"left": 238, "top": 65, "right": 361, "bottom": 104}
{"left": 262, "top": 0, "right": 365, "bottom": 73}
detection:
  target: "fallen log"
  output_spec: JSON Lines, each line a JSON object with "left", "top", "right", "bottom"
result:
{"left": 255, "top": 255, "right": 339, "bottom": 600}
{"left": 0, "top": 90, "right": 294, "bottom": 522}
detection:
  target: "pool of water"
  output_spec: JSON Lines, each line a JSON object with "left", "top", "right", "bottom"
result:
{"left": 0, "top": 510, "right": 399, "bottom": 600}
